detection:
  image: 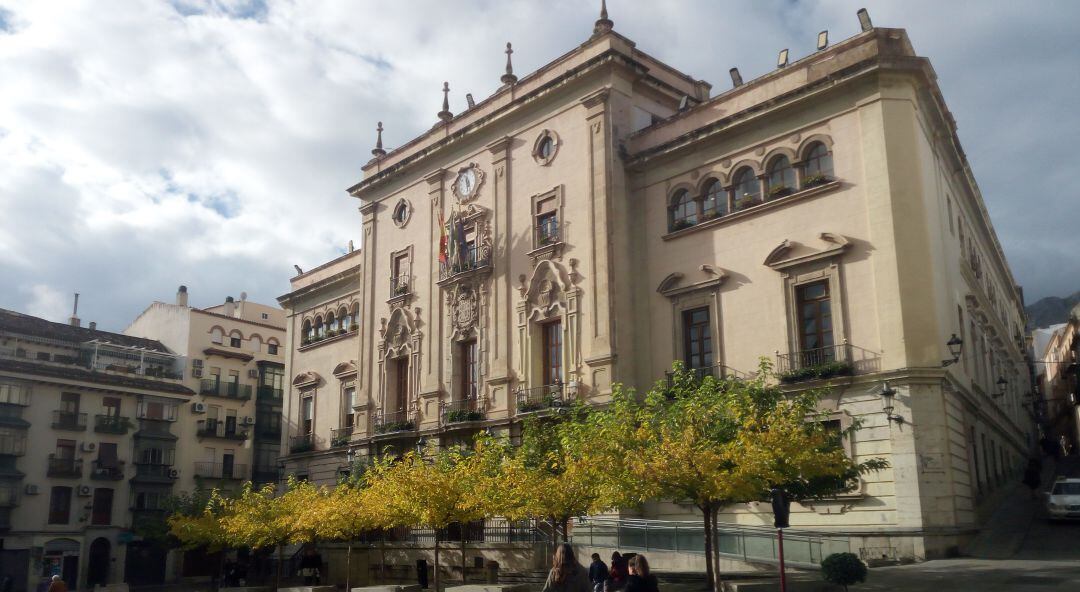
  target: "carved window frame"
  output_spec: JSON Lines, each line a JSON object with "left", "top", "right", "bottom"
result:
{"left": 391, "top": 198, "right": 412, "bottom": 228}
{"left": 532, "top": 129, "right": 560, "bottom": 166}
{"left": 528, "top": 185, "right": 565, "bottom": 257}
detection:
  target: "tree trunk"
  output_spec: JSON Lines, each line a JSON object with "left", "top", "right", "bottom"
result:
{"left": 711, "top": 509, "right": 721, "bottom": 591}
{"left": 346, "top": 542, "right": 353, "bottom": 591}
{"left": 276, "top": 544, "right": 283, "bottom": 591}
{"left": 380, "top": 533, "right": 387, "bottom": 583}
{"left": 461, "top": 525, "right": 468, "bottom": 584}
{"left": 434, "top": 532, "right": 441, "bottom": 592}
{"left": 701, "top": 505, "right": 716, "bottom": 592}
{"left": 549, "top": 516, "right": 559, "bottom": 556}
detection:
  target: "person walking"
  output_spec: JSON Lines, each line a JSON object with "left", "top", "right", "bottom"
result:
{"left": 588, "top": 553, "right": 609, "bottom": 592}
{"left": 606, "top": 552, "right": 627, "bottom": 592}
{"left": 625, "top": 555, "right": 658, "bottom": 592}
{"left": 1023, "top": 458, "right": 1042, "bottom": 500}
{"left": 46, "top": 575, "right": 68, "bottom": 592}
{"left": 541, "top": 543, "right": 591, "bottom": 592}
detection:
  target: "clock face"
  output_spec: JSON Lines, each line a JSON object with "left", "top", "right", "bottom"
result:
{"left": 456, "top": 169, "right": 476, "bottom": 197}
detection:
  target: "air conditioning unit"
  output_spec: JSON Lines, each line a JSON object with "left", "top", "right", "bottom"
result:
{"left": 24, "top": 484, "right": 39, "bottom": 495}
{"left": 248, "top": 369, "right": 259, "bottom": 378}
{"left": 80, "top": 442, "right": 97, "bottom": 453}
{"left": 76, "top": 485, "right": 92, "bottom": 497}
{"left": 168, "top": 468, "right": 180, "bottom": 479}
{"left": 192, "top": 402, "right": 207, "bottom": 414}
{"left": 192, "top": 368, "right": 203, "bottom": 378}
{"left": 241, "top": 416, "right": 254, "bottom": 426}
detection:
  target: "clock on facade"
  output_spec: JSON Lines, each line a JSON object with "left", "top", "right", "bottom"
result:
{"left": 452, "top": 163, "right": 485, "bottom": 202}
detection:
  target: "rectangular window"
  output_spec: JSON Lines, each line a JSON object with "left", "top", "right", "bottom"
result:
{"left": 222, "top": 451, "right": 236, "bottom": 479}
{"left": 268, "top": 343, "right": 279, "bottom": 355}
{"left": 946, "top": 196, "right": 955, "bottom": 235}
{"left": 343, "top": 386, "right": 357, "bottom": 428}
{"left": 392, "top": 253, "right": 410, "bottom": 294}
{"left": 393, "top": 358, "right": 410, "bottom": 411}
{"left": 536, "top": 197, "right": 559, "bottom": 246}
{"left": 460, "top": 340, "right": 478, "bottom": 400}
{"left": 140, "top": 447, "right": 167, "bottom": 465}
{"left": 541, "top": 321, "right": 563, "bottom": 386}
{"left": 91, "top": 488, "right": 114, "bottom": 525}
{"left": 301, "top": 395, "right": 314, "bottom": 435}
{"left": 102, "top": 396, "right": 121, "bottom": 418}
{"left": 55, "top": 439, "right": 76, "bottom": 460}
{"left": 48, "top": 486, "right": 72, "bottom": 524}
{"left": 464, "top": 225, "right": 478, "bottom": 267}
{"left": 682, "top": 307, "right": 713, "bottom": 371}
{"left": 224, "top": 410, "right": 237, "bottom": 436}
{"left": 60, "top": 392, "right": 80, "bottom": 413}
{"left": 796, "top": 281, "right": 834, "bottom": 359}
{"left": 971, "top": 427, "right": 982, "bottom": 495}
{"left": 97, "top": 442, "right": 118, "bottom": 467}
{"left": 230, "top": 336, "right": 242, "bottom": 348}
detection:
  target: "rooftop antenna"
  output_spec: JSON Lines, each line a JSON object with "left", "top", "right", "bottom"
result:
{"left": 816, "top": 30, "right": 829, "bottom": 51}
{"left": 501, "top": 42, "right": 518, "bottom": 85}
{"left": 437, "top": 82, "right": 453, "bottom": 123}
{"left": 857, "top": 8, "right": 873, "bottom": 32}
{"left": 371, "top": 121, "right": 386, "bottom": 158}
{"left": 729, "top": 67, "right": 743, "bottom": 88}
{"left": 593, "top": 0, "right": 613, "bottom": 36}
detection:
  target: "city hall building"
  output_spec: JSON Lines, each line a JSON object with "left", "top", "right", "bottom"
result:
{"left": 279, "top": 8, "right": 1034, "bottom": 564}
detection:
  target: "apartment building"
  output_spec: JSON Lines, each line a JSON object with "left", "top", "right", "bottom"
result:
{"left": 0, "top": 308, "right": 194, "bottom": 591}
{"left": 1031, "top": 308, "right": 1080, "bottom": 455}
{"left": 279, "top": 9, "right": 1034, "bottom": 562}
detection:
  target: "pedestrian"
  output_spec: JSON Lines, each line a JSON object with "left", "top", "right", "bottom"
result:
{"left": 588, "top": 552, "right": 609, "bottom": 592}
{"left": 46, "top": 575, "right": 68, "bottom": 592}
{"left": 299, "top": 547, "right": 323, "bottom": 585}
{"left": 1023, "top": 458, "right": 1042, "bottom": 500}
{"left": 541, "top": 543, "right": 591, "bottom": 592}
{"left": 625, "top": 555, "right": 658, "bottom": 592}
{"left": 606, "top": 552, "right": 627, "bottom": 592}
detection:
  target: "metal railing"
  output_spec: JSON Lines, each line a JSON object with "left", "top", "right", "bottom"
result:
{"left": 0, "top": 434, "right": 27, "bottom": 456}
{"left": 257, "top": 385, "right": 284, "bottom": 400}
{"left": 374, "top": 410, "right": 416, "bottom": 434}
{"left": 196, "top": 419, "right": 248, "bottom": 441}
{"left": 134, "top": 462, "right": 177, "bottom": 479}
{"left": 194, "top": 461, "right": 248, "bottom": 480}
{"left": 535, "top": 219, "right": 561, "bottom": 247}
{"left": 289, "top": 434, "right": 315, "bottom": 454}
{"left": 94, "top": 414, "right": 131, "bottom": 434}
{"left": 666, "top": 363, "right": 748, "bottom": 385}
{"left": 47, "top": 457, "right": 83, "bottom": 478}
{"left": 330, "top": 426, "right": 354, "bottom": 447}
{"left": 199, "top": 379, "right": 253, "bottom": 400}
{"left": 516, "top": 382, "right": 570, "bottom": 414}
{"left": 570, "top": 517, "right": 851, "bottom": 570}
{"left": 90, "top": 460, "right": 125, "bottom": 480}
{"left": 374, "top": 519, "right": 544, "bottom": 545}
{"left": 775, "top": 342, "right": 880, "bottom": 383}
{"left": 52, "top": 410, "right": 87, "bottom": 431}
{"left": 441, "top": 397, "right": 485, "bottom": 425}
{"left": 439, "top": 247, "right": 492, "bottom": 281}
{"left": 390, "top": 274, "right": 411, "bottom": 297}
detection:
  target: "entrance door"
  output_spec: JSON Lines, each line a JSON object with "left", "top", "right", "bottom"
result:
{"left": 87, "top": 537, "right": 111, "bottom": 587}
{"left": 62, "top": 555, "right": 79, "bottom": 589}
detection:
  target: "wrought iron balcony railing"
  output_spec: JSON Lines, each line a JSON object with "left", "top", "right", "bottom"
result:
{"left": 257, "top": 385, "right": 284, "bottom": 400}
{"left": 94, "top": 414, "right": 132, "bottom": 434}
{"left": 90, "top": 460, "right": 126, "bottom": 481}
{"left": 665, "top": 363, "right": 748, "bottom": 386}
{"left": 374, "top": 409, "right": 416, "bottom": 435}
{"left": 390, "top": 274, "right": 411, "bottom": 298}
{"left": 516, "top": 382, "right": 572, "bottom": 414}
{"left": 199, "top": 379, "right": 252, "bottom": 400}
{"left": 330, "top": 426, "right": 354, "bottom": 448}
{"left": 52, "top": 410, "right": 87, "bottom": 431}
{"left": 289, "top": 434, "right": 315, "bottom": 454}
{"left": 47, "top": 456, "right": 83, "bottom": 478}
{"left": 196, "top": 419, "right": 248, "bottom": 441}
{"left": 439, "top": 248, "right": 492, "bottom": 281}
{"left": 194, "top": 461, "right": 248, "bottom": 480}
{"left": 775, "top": 342, "right": 880, "bottom": 384}
{"left": 133, "top": 462, "right": 177, "bottom": 480}
{"left": 441, "top": 397, "right": 486, "bottom": 425}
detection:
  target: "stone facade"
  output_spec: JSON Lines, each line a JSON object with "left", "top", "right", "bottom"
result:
{"left": 279, "top": 14, "right": 1034, "bottom": 563}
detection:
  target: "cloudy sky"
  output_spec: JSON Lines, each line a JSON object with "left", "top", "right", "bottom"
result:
{"left": 1, "top": 1, "right": 1077, "bottom": 330}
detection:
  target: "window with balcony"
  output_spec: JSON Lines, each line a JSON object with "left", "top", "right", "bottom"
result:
{"left": 460, "top": 340, "right": 478, "bottom": 400}
{"left": 102, "top": 396, "right": 120, "bottom": 418}
{"left": 391, "top": 357, "right": 409, "bottom": 411}
{"left": 48, "top": 486, "right": 72, "bottom": 524}
{"left": 682, "top": 308, "right": 713, "bottom": 372}
{"left": 301, "top": 394, "right": 314, "bottom": 436}
{"left": 392, "top": 252, "right": 411, "bottom": 297}
{"left": 796, "top": 281, "right": 834, "bottom": 358}
{"left": 541, "top": 321, "right": 562, "bottom": 386}
{"left": 91, "top": 488, "right": 113, "bottom": 525}
{"left": 55, "top": 438, "right": 76, "bottom": 460}
{"left": 343, "top": 386, "right": 357, "bottom": 429}
{"left": 535, "top": 197, "right": 559, "bottom": 247}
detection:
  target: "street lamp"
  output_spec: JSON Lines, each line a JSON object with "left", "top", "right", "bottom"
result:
{"left": 941, "top": 334, "right": 964, "bottom": 367}
{"left": 992, "top": 377, "right": 1008, "bottom": 398}
{"left": 878, "top": 382, "right": 904, "bottom": 424}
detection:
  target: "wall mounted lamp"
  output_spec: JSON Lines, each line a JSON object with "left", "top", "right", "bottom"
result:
{"left": 992, "top": 377, "right": 1008, "bottom": 398}
{"left": 941, "top": 334, "right": 964, "bottom": 367}
{"left": 879, "top": 382, "right": 904, "bottom": 424}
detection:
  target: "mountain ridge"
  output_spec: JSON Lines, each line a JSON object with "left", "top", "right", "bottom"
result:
{"left": 1025, "top": 290, "right": 1080, "bottom": 330}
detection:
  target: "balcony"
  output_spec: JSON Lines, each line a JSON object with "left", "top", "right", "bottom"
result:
{"left": 441, "top": 397, "right": 486, "bottom": 426}
{"left": 389, "top": 274, "right": 412, "bottom": 299}
{"left": 133, "top": 462, "right": 177, "bottom": 482}
{"left": 199, "top": 379, "right": 252, "bottom": 401}
{"left": 330, "top": 426, "right": 354, "bottom": 448}
{"left": 516, "top": 382, "right": 572, "bottom": 414}
{"left": 0, "top": 434, "right": 27, "bottom": 456}
{"left": 374, "top": 410, "right": 416, "bottom": 435}
{"left": 665, "top": 363, "right": 748, "bottom": 386}
{"left": 439, "top": 246, "right": 492, "bottom": 283}
{"left": 257, "top": 385, "right": 284, "bottom": 400}
{"left": 775, "top": 342, "right": 880, "bottom": 384}
{"left": 52, "top": 410, "right": 88, "bottom": 431}
{"left": 194, "top": 461, "right": 248, "bottom": 480}
{"left": 90, "top": 460, "right": 126, "bottom": 481}
{"left": 47, "top": 456, "right": 83, "bottom": 478}
{"left": 94, "top": 414, "right": 132, "bottom": 434}
{"left": 289, "top": 434, "right": 315, "bottom": 454}
{"left": 196, "top": 419, "right": 248, "bottom": 441}
{"left": 0, "top": 384, "right": 31, "bottom": 406}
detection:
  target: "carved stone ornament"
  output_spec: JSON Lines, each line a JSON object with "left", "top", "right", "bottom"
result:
{"left": 451, "top": 163, "right": 486, "bottom": 203}
{"left": 454, "top": 289, "right": 478, "bottom": 331}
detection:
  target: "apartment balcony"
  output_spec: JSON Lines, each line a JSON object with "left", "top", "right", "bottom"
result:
{"left": 257, "top": 385, "right": 284, "bottom": 401}
{"left": 389, "top": 274, "right": 412, "bottom": 299}
{"left": 132, "top": 462, "right": 178, "bottom": 483}
{"left": 199, "top": 379, "right": 252, "bottom": 401}
{"left": 90, "top": 460, "right": 126, "bottom": 481}
{"left": 775, "top": 342, "right": 880, "bottom": 384}
{"left": 330, "top": 426, "right": 354, "bottom": 448}
{"left": 94, "top": 414, "right": 132, "bottom": 434}
{"left": 194, "top": 461, "right": 248, "bottom": 481}
{"left": 441, "top": 397, "right": 486, "bottom": 426}
{"left": 47, "top": 456, "right": 83, "bottom": 478}
{"left": 438, "top": 247, "right": 492, "bottom": 284}
{"left": 196, "top": 419, "right": 249, "bottom": 441}
{"left": 665, "top": 363, "right": 748, "bottom": 387}
{"left": 0, "top": 384, "right": 31, "bottom": 406}
{"left": 0, "top": 434, "right": 27, "bottom": 456}
{"left": 516, "top": 382, "right": 572, "bottom": 414}
{"left": 289, "top": 434, "right": 315, "bottom": 454}
{"left": 51, "top": 410, "right": 87, "bottom": 431}
{"left": 373, "top": 410, "right": 416, "bottom": 435}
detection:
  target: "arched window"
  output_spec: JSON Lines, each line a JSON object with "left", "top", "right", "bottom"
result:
{"left": 249, "top": 335, "right": 262, "bottom": 353}
{"left": 701, "top": 179, "right": 727, "bottom": 220}
{"left": 210, "top": 327, "right": 224, "bottom": 345}
{"left": 339, "top": 307, "right": 351, "bottom": 332}
{"left": 229, "top": 330, "right": 243, "bottom": 348}
{"left": 315, "top": 316, "right": 325, "bottom": 339}
{"left": 302, "top": 320, "right": 313, "bottom": 342}
{"left": 327, "top": 312, "right": 338, "bottom": 333}
{"left": 350, "top": 303, "right": 360, "bottom": 331}
{"left": 766, "top": 156, "right": 795, "bottom": 198}
{"left": 732, "top": 167, "right": 760, "bottom": 210}
{"left": 803, "top": 142, "right": 833, "bottom": 186}
{"left": 669, "top": 189, "right": 698, "bottom": 231}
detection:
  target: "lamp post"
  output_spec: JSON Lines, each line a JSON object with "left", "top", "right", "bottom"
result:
{"left": 770, "top": 487, "right": 790, "bottom": 592}
{"left": 879, "top": 382, "right": 903, "bottom": 424}
{"left": 941, "top": 334, "right": 964, "bottom": 367}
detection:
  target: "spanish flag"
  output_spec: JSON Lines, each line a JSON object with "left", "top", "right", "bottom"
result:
{"left": 438, "top": 208, "right": 449, "bottom": 265}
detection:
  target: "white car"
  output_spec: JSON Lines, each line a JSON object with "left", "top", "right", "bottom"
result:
{"left": 1046, "top": 478, "right": 1080, "bottom": 520}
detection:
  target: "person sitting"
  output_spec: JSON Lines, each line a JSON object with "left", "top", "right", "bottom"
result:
{"left": 625, "top": 554, "right": 658, "bottom": 592}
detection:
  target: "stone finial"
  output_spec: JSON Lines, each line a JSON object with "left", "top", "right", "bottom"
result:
{"left": 501, "top": 42, "right": 518, "bottom": 85}
{"left": 437, "top": 82, "right": 453, "bottom": 123}
{"left": 371, "top": 121, "right": 386, "bottom": 157}
{"left": 593, "top": 0, "right": 614, "bottom": 36}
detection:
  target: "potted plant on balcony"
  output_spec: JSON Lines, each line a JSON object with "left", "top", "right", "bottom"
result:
{"left": 446, "top": 409, "right": 484, "bottom": 423}
{"left": 670, "top": 218, "right": 695, "bottom": 232}
{"left": 802, "top": 173, "right": 832, "bottom": 189}
{"left": 393, "top": 283, "right": 410, "bottom": 296}
{"left": 734, "top": 194, "right": 758, "bottom": 211}
{"left": 778, "top": 360, "right": 855, "bottom": 384}
{"left": 768, "top": 184, "right": 794, "bottom": 199}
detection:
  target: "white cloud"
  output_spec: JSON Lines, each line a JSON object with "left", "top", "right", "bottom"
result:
{"left": 0, "top": 0, "right": 1077, "bottom": 330}
{"left": 22, "top": 283, "right": 70, "bottom": 322}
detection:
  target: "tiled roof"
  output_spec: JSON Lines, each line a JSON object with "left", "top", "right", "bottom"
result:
{"left": 0, "top": 358, "right": 195, "bottom": 395}
{"left": 0, "top": 308, "right": 171, "bottom": 352}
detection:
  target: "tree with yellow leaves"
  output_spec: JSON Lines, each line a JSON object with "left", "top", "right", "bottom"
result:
{"left": 310, "top": 479, "right": 382, "bottom": 590}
